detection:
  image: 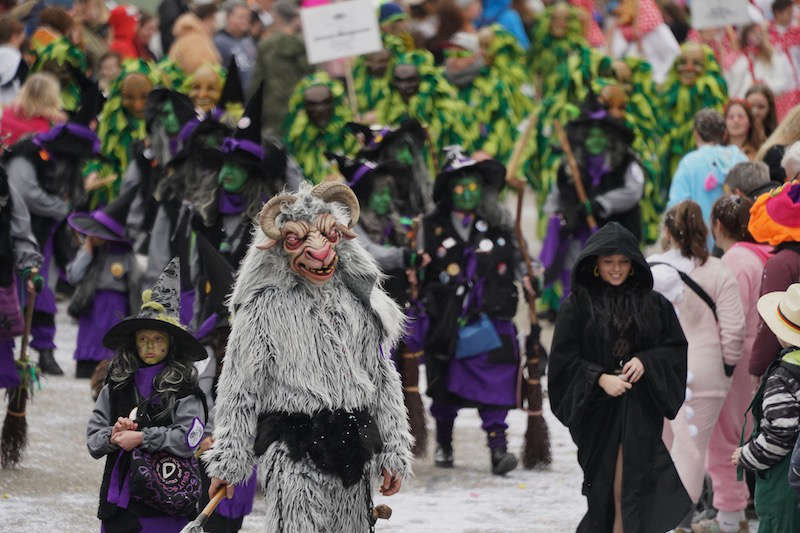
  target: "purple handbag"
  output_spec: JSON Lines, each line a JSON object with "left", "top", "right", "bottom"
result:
{"left": 129, "top": 449, "right": 202, "bottom": 517}
{"left": 0, "top": 279, "right": 24, "bottom": 339}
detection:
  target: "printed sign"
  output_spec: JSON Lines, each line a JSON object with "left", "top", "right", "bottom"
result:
{"left": 691, "top": 0, "right": 751, "bottom": 30}
{"left": 301, "top": 0, "right": 382, "bottom": 64}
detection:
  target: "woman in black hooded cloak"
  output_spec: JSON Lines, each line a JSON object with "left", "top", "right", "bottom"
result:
{"left": 548, "top": 222, "right": 691, "bottom": 532}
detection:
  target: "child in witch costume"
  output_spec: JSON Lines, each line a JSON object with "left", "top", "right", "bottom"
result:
{"left": 0, "top": 168, "right": 43, "bottom": 390}
{"left": 3, "top": 84, "right": 105, "bottom": 375}
{"left": 540, "top": 94, "right": 645, "bottom": 313}
{"left": 192, "top": 234, "right": 258, "bottom": 533}
{"left": 204, "top": 182, "right": 412, "bottom": 531}
{"left": 66, "top": 186, "right": 142, "bottom": 379}
{"left": 87, "top": 258, "right": 208, "bottom": 533}
{"left": 419, "top": 148, "right": 523, "bottom": 475}
{"left": 121, "top": 88, "right": 197, "bottom": 252}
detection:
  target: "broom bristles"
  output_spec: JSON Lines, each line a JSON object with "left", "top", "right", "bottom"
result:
{"left": 1, "top": 387, "right": 29, "bottom": 468}
{"left": 522, "top": 415, "right": 551, "bottom": 469}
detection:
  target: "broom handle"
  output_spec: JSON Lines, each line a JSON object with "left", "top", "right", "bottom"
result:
{"left": 197, "top": 488, "right": 227, "bottom": 525}
{"left": 554, "top": 120, "right": 598, "bottom": 230}
{"left": 19, "top": 269, "right": 37, "bottom": 364}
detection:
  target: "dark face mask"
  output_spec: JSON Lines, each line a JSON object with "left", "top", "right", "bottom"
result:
{"left": 303, "top": 85, "right": 334, "bottom": 129}
{"left": 393, "top": 64, "right": 420, "bottom": 102}
{"left": 365, "top": 49, "right": 391, "bottom": 77}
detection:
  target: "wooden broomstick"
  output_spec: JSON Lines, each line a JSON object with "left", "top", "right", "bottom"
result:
{"left": 1, "top": 271, "right": 38, "bottom": 468}
{"left": 179, "top": 487, "right": 227, "bottom": 533}
{"left": 554, "top": 120, "right": 598, "bottom": 230}
{"left": 505, "top": 116, "right": 552, "bottom": 469}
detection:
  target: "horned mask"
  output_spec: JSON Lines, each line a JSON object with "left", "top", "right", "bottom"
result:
{"left": 257, "top": 182, "right": 360, "bottom": 284}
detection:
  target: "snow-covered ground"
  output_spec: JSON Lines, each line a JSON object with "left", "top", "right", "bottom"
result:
{"left": 0, "top": 303, "right": 590, "bottom": 532}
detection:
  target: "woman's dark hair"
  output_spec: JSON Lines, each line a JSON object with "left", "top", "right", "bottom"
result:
{"left": 194, "top": 3, "right": 218, "bottom": 21}
{"left": 108, "top": 333, "right": 198, "bottom": 418}
{"left": 745, "top": 83, "right": 778, "bottom": 137}
{"left": 711, "top": 194, "right": 755, "bottom": 243}
{"left": 39, "top": 6, "right": 75, "bottom": 35}
{"left": 664, "top": 200, "right": 709, "bottom": 264}
{"left": 723, "top": 99, "right": 766, "bottom": 153}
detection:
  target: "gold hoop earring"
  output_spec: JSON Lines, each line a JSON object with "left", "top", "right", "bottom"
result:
{"left": 593, "top": 265, "right": 600, "bottom": 277}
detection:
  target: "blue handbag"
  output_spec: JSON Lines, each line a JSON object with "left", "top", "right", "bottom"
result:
{"left": 454, "top": 313, "right": 503, "bottom": 359}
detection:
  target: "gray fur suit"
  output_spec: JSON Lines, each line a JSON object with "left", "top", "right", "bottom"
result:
{"left": 203, "top": 184, "right": 413, "bottom": 532}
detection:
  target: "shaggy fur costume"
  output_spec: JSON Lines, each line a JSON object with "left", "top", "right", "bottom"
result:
{"left": 203, "top": 184, "right": 413, "bottom": 531}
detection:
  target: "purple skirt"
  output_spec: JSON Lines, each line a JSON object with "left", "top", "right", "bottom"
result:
{"left": 74, "top": 290, "right": 129, "bottom": 362}
{"left": 446, "top": 320, "right": 519, "bottom": 407}
{"left": 217, "top": 467, "right": 257, "bottom": 518}
{"left": 0, "top": 339, "right": 19, "bottom": 389}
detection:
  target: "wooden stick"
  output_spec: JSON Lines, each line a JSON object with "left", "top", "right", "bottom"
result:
{"left": 553, "top": 120, "right": 598, "bottom": 230}
{"left": 505, "top": 114, "right": 537, "bottom": 190}
{"left": 344, "top": 56, "right": 360, "bottom": 121}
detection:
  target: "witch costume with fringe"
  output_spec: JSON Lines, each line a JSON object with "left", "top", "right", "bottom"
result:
{"left": 419, "top": 148, "right": 522, "bottom": 473}
{"left": 539, "top": 95, "right": 644, "bottom": 313}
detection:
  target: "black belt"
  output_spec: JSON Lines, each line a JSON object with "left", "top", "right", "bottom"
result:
{"left": 254, "top": 408, "right": 382, "bottom": 487}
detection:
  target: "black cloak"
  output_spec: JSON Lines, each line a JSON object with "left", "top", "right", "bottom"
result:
{"left": 548, "top": 222, "right": 691, "bottom": 532}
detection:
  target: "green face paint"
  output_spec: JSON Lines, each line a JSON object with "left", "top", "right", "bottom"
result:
{"left": 368, "top": 183, "right": 392, "bottom": 215}
{"left": 451, "top": 174, "right": 482, "bottom": 212}
{"left": 585, "top": 126, "right": 608, "bottom": 156}
{"left": 161, "top": 101, "right": 180, "bottom": 136}
{"left": 218, "top": 162, "right": 249, "bottom": 193}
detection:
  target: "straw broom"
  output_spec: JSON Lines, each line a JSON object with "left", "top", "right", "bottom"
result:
{"left": 1, "top": 272, "right": 38, "bottom": 468}
{"left": 505, "top": 116, "right": 552, "bottom": 468}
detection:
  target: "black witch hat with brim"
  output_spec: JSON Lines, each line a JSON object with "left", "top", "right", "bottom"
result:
{"left": 202, "top": 83, "right": 266, "bottom": 173}
{"left": 32, "top": 65, "right": 104, "bottom": 159}
{"left": 432, "top": 146, "right": 506, "bottom": 204}
{"left": 193, "top": 232, "right": 234, "bottom": 342}
{"left": 348, "top": 119, "right": 428, "bottom": 160}
{"left": 327, "top": 152, "right": 397, "bottom": 203}
{"left": 103, "top": 257, "right": 207, "bottom": 361}
{"left": 67, "top": 184, "right": 138, "bottom": 242}
{"left": 145, "top": 88, "right": 198, "bottom": 134}
{"left": 218, "top": 56, "right": 244, "bottom": 111}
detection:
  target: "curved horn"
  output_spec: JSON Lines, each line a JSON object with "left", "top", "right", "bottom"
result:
{"left": 312, "top": 182, "right": 360, "bottom": 227}
{"left": 258, "top": 194, "right": 296, "bottom": 240}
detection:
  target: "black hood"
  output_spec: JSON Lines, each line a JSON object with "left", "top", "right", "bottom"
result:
{"left": 572, "top": 222, "right": 652, "bottom": 291}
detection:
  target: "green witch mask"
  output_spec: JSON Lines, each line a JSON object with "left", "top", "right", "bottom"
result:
{"left": 452, "top": 174, "right": 482, "bottom": 212}
{"left": 585, "top": 126, "right": 608, "bottom": 156}
{"left": 161, "top": 101, "right": 180, "bottom": 136}
{"left": 218, "top": 162, "right": 249, "bottom": 193}
{"left": 368, "top": 180, "right": 393, "bottom": 216}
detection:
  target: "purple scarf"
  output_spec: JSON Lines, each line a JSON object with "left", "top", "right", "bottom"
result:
{"left": 218, "top": 191, "right": 244, "bottom": 215}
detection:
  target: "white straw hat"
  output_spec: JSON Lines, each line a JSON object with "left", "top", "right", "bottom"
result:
{"left": 757, "top": 283, "right": 800, "bottom": 348}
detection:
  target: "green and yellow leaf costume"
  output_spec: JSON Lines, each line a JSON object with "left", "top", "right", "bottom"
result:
{"left": 481, "top": 24, "right": 534, "bottom": 118}
{"left": 657, "top": 43, "right": 728, "bottom": 196}
{"left": 527, "top": 4, "right": 587, "bottom": 100}
{"left": 86, "top": 59, "right": 161, "bottom": 207}
{"left": 283, "top": 72, "right": 358, "bottom": 184}
{"left": 31, "top": 37, "right": 88, "bottom": 113}
{"left": 352, "top": 33, "right": 406, "bottom": 115}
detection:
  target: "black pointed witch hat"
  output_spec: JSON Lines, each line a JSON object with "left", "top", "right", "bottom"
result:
{"left": 70, "top": 64, "right": 106, "bottom": 127}
{"left": 103, "top": 257, "right": 207, "bottom": 360}
{"left": 67, "top": 184, "right": 139, "bottom": 242}
{"left": 218, "top": 56, "right": 244, "bottom": 111}
{"left": 145, "top": 88, "right": 198, "bottom": 134}
{"left": 193, "top": 232, "right": 234, "bottom": 342}
{"left": 203, "top": 83, "right": 265, "bottom": 172}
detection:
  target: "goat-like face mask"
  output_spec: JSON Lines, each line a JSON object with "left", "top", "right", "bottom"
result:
{"left": 258, "top": 183, "right": 361, "bottom": 285}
